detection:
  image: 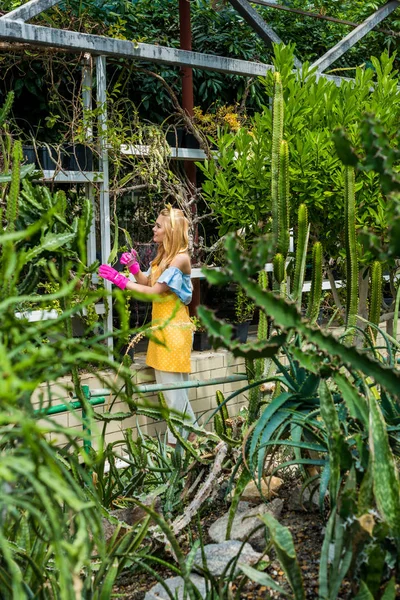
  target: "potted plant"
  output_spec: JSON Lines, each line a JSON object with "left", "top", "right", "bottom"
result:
{"left": 191, "top": 316, "right": 212, "bottom": 352}
{"left": 233, "top": 287, "right": 255, "bottom": 343}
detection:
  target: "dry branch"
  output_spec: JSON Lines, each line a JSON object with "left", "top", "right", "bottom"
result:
{"left": 171, "top": 441, "right": 228, "bottom": 536}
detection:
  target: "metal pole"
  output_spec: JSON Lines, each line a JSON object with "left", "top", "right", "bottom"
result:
{"left": 85, "top": 373, "right": 248, "bottom": 397}
{"left": 96, "top": 55, "right": 113, "bottom": 352}
{"left": 82, "top": 54, "right": 97, "bottom": 270}
{"left": 179, "top": 0, "right": 200, "bottom": 315}
{"left": 34, "top": 396, "right": 105, "bottom": 416}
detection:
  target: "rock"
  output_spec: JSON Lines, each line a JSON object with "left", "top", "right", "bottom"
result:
{"left": 241, "top": 476, "right": 283, "bottom": 503}
{"left": 144, "top": 575, "right": 207, "bottom": 600}
{"left": 193, "top": 540, "right": 262, "bottom": 577}
{"left": 287, "top": 485, "right": 320, "bottom": 512}
{"left": 102, "top": 496, "right": 162, "bottom": 542}
{"left": 208, "top": 498, "right": 284, "bottom": 551}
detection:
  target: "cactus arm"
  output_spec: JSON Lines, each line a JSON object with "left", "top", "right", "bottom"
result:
{"left": 273, "top": 253, "right": 285, "bottom": 286}
{"left": 292, "top": 204, "right": 310, "bottom": 306}
{"left": 344, "top": 166, "right": 358, "bottom": 342}
{"left": 277, "top": 140, "right": 290, "bottom": 256}
{"left": 306, "top": 242, "right": 323, "bottom": 325}
{"left": 0, "top": 92, "right": 14, "bottom": 128}
{"left": 368, "top": 261, "right": 382, "bottom": 339}
{"left": 271, "top": 72, "right": 284, "bottom": 249}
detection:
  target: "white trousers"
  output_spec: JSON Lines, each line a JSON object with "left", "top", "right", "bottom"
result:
{"left": 154, "top": 370, "right": 196, "bottom": 444}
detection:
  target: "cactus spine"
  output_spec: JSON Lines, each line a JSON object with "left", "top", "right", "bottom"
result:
{"left": 271, "top": 72, "right": 284, "bottom": 249}
{"left": 368, "top": 261, "right": 382, "bottom": 338}
{"left": 306, "top": 242, "right": 323, "bottom": 324}
{"left": 292, "top": 204, "right": 309, "bottom": 306}
{"left": 344, "top": 166, "right": 358, "bottom": 341}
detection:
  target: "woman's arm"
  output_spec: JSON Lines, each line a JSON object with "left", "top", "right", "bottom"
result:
{"left": 132, "top": 270, "right": 150, "bottom": 286}
{"left": 126, "top": 280, "right": 168, "bottom": 298}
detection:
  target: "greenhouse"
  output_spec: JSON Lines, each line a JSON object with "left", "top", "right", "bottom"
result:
{"left": 0, "top": 1, "right": 400, "bottom": 598}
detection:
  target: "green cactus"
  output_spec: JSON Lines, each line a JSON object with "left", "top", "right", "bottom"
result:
{"left": 277, "top": 140, "right": 290, "bottom": 256}
{"left": 0, "top": 92, "right": 14, "bottom": 129}
{"left": 6, "top": 140, "right": 22, "bottom": 233}
{"left": 215, "top": 389, "right": 230, "bottom": 432}
{"left": 344, "top": 166, "right": 358, "bottom": 341}
{"left": 199, "top": 235, "right": 400, "bottom": 399}
{"left": 273, "top": 253, "right": 285, "bottom": 285}
{"left": 306, "top": 242, "right": 323, "bottom": 324}
{"left": 255, "top": 270, "right": 268, "bottom": 380}
{"left": 271, "top": 72, "right": 284, "bottom": 248}
{"left": 292, "top": 203, "right": 310, "bottom": 306}
{"left": 368, "top": 261, "right": 382, "bottom": 337}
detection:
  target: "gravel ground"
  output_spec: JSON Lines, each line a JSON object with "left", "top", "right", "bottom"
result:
{"left": 113, "top": 483, "right": 332, "bottom": 599}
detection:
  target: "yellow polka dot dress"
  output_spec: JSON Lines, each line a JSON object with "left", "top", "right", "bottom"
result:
{"left": 146, "top": 266, "right": 193, "bottom": 373}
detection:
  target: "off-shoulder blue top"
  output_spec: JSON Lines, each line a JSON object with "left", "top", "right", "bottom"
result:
{"left": 145, "top": 266, "right": 192, "bottom": 305}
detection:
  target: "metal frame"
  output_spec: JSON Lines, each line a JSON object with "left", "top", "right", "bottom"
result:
{"left": 1, "top": 0, "right": 398, "bottom": 344}
{"left": 311, "top": 1, "right": 400, "bottom": 73}
{"left": 228, "top": 0, "right": 302, "bottom": 68}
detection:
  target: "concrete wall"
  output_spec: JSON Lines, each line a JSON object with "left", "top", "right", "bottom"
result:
{"left": 31, "top": 350, "right": 247, "bottom": 450}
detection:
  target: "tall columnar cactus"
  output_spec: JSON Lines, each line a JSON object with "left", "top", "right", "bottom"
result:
{"left": 6, "top": 140, "right": 22, "bottom": 233}
{"left": 273, "top": 253, "right": 285, "bottom": 285}
{"left": 368, "top": 261, "right": 382, "bottom": 338}
{"left": 292, "top": 204, "right": 309, "bottom": 306}
{"left": 277, "top": 140, "right": 290, "bottom": 256}
{"left": 271, "top": 72, "right": 284, "bottom": 248}
{"left": 344, "top": 166, "right": 358, "bottom": 341}
{"left": 0, "top": 91, "right": 14, "bottom": 129}
{"left": 306, "top": 242, "right": 323, "bottom": 324}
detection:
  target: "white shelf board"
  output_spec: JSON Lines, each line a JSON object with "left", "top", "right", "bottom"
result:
{"left": 121, "top": 144, "right": 207, "bottom": 161}
{"left": 40, "top": 170, "right": 103, "bottom": 183}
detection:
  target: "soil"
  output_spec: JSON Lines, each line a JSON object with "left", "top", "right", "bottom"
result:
{"left": 112, "top": 482, "right": 340, "bottom": 600}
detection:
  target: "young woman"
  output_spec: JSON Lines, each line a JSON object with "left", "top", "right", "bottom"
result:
{"left": 98, "top": 206, "right": 196, "bottom": 445}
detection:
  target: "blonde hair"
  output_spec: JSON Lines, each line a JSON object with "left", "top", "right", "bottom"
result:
{"left": 150, "top": 208, "right": 190, "bottom": 281}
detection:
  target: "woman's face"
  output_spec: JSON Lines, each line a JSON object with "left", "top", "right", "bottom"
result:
{"left": 153, "top": 215, "right": 167, "bottom": 244}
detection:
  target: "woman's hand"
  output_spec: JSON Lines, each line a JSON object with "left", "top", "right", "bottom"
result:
{"left": 98, "top": 264, "right": 129, "bottom": 290}
{"left": 120, "top": 249, "right": 140, "bottom": 275}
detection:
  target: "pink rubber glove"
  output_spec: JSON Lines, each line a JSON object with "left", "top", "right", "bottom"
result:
{"left": 98, "top": 264, "right": 129, "bottom": 290}
{"left": 120, "top": 249, "right": 140, "bottom": 275}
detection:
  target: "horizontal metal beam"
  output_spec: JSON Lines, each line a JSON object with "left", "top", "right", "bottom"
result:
{"left": 40, "top": 170, "right": 103, "bottom": 183}
{"left": 121, "top": 144, "right": 207, "bottom": 161}
{"left": 228, "top": 0, "right": 302, "bottom": 68}
{"left": 0, "top": 0, "right": 61, "bottom": 22}
{"left": 0, "top": 19, "right": 273, "bottom": 77}
{"left": 311, "top": 1, "right": 400, "bottom": 73}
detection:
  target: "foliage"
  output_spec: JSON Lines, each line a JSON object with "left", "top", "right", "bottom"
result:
{"left": 195, "top": 112, "right": 400, "bottom": 597}
{"left": 234, "top": 286, "right": 255, "bottom": 323}
{"left": 199, "top": 45, "right": 400, "bottom": 262}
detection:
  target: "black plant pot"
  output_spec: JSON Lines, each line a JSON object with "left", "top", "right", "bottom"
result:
{"left": 39, "top": 146, "right": 63, "bottom": 170}
{"left": 63, "top": 144, "right": 93, "bottom": 171}
{"left": 233, "top": 321, "right": 250, "bottom": 343}
{"left": 193, "top": 331, "right": 212, "bottom": 352}
{"left": 183, "top": 132, "right": 200, "bottom": 149}
{"left": 22, "top": 145, "right": 39, "bottom": 167}
{"left": 166, "top": 128, "right": 185, "bottom": 148}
